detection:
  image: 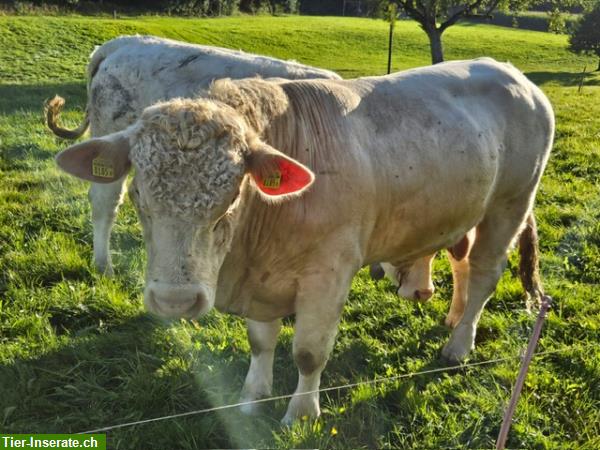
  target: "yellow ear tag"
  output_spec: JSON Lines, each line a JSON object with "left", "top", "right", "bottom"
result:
{"left": 262, "top": 171, "right": 281, "bottom": 189}
{"left": 92, "top": 157, "right": 114, "bottom": 178}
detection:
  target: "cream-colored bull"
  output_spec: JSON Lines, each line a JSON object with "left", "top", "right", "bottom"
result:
{"left": 55, "top": 59, "right": 554, "bottom": 423}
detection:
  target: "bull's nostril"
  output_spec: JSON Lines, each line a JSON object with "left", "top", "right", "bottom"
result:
{"left": 369, "top": 263, "right": 385, "bottom": 280}
{"left": 416, "top": 289, "right": 434, "bottom": 301}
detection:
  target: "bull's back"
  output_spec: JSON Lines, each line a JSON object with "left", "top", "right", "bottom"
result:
{"left": 88, "top": 35, "right": 340, "bottom": 135}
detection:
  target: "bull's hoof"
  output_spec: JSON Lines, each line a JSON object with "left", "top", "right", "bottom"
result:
{"left": 95, "top": 259, "right": 114, "bottom": 277}
{"left": 239, "top": 385, "right": 271, "bottom": 416}
{"left": 441, "top": 325, "right": 474, "bottom": 363}
{"left": 281, "top": 394, "right": 320, "bottom": 425}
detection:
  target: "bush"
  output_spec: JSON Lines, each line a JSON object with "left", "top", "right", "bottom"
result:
{"left": 239, "top": 0, "right": 298, "bottom": 15}
{"left": 298, "top": 0, "right": 385, "bottom": 17}
{"left": 467, "top": 11, "right": 580, "bottom": 33}
{"left": 166, "top": 0, "right": 240, "bottom": 16}
{"left": 0, "top": 0, "right": 241, "bottom": 16}
{"left": 568, "top": 2, "right": 600, "bottom": 70}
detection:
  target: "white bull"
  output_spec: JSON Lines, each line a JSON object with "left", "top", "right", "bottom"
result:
{"left": 55, "top": 58, "right": 554, "bottom": 423}
{"left": 47, "top": 35, "right": 341, "bottom": 275}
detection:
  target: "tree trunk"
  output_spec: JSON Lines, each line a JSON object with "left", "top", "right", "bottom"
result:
{"left": 426, "top": 29, "right": 444, "bottom": 64}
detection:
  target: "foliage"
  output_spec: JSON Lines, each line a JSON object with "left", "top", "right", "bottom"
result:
{"left": 467, "top": 11, "right": 581, "bottom": 32}
{"left": 297, "top": 0, "right": 386, "bottom": 17}
{"left": 239, "top": 0, "right": 298, "bottom": 14}
{"left": 569, "top": 1, "right": 600, "bottom": 69}
{"left": 534, "top": 1, "right": 593, "bottom": 33}
{"left": 0, "top": 15, "right": 599, "bottom": 449}
{"left": 391, "top": 0, "right": 590, "bottom": 62}
{"left": 163, "top": 0, "right": 240, "bottom": 16}
{"left": 1, "top": 0, "right": 302, "bottom": 16}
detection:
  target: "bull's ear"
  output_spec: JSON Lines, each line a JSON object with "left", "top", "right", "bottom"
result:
{"left": 245, "top": 142, "right": 314, "bottom": 201}
{"left": 55, "top": 134, "right": 131, "bottom": 183}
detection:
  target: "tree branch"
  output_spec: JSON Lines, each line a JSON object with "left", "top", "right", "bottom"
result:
{"left": 396, "top": 0, "right": 425, "bottom": 24}
{"left": 439, "top": 0, "right": 501, "bottom": 33}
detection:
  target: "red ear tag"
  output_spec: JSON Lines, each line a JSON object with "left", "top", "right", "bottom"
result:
{"left": 256, "top": 158, "right": 313, "bottom": 196}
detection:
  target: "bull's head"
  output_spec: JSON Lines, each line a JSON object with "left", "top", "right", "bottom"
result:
{"left": 380, "top": 255, "right": 435, "bottom": 301}
{"left": 55, "top": 98, "right": 314, "bottom": 318}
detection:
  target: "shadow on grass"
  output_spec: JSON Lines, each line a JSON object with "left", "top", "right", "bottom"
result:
{"left": 525, "top": 70, "right": 600, "bottom": 87}
{"left": 0, "top": 312, "right": 282, "bottom": 449}
{"left": 1, "top": 142, "right": 57, "bottom": 169}
{"left": 0, "top": 81, "right": 86, "bottom": 115}
{"left": 0, "top": 296, "right": 454, "bottom": 440}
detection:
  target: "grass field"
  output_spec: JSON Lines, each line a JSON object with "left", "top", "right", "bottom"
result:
{"left": 0, "top": 15, "right": 599, "bottom": 449}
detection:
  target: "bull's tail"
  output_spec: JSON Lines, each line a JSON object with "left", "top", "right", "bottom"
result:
{"left": 518, "top": 212, "right": 544, "bottom": 309}
{"left": 45, "top": 95, "right": 90, "bottom": 139}
{"left": 45, "top": 40, "right": 112, "bottom": 140}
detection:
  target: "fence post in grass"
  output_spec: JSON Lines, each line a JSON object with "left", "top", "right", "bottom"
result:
{"left": 578, "top": 65, "right": 587, "bottom": 93}
{"left": 387, "top": 2, "right": 397, "bottom": 74}
{"left": 496, "top": 295, "right": 553, "bottom": 450}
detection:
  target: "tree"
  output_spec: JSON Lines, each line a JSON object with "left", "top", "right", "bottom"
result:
{"left": 569, "top": 2, "right": 600, "bottom": 70}
{"left": 393, "top": 0, "right": 588, "bottom": 64}
{"left": 394, "top": 0, "right": 505, "bottom": 64}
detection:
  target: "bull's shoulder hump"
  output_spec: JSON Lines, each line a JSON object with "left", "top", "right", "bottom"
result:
{"left": 280, "top": 79, "right": 362, "bottom": 116}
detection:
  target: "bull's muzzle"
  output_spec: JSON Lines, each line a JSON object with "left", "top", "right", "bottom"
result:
{"left": 145, "top": 282, "right": 212, "bottom": 318}
{"left": 397, "top": 286, "right": 435, "bottom": 302}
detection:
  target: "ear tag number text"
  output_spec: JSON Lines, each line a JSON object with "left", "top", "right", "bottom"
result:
{"left": 92, "top": 157, "right": 114, "bottom": 178}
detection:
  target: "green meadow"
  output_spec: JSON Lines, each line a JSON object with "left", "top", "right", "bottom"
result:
{"left": 0, "top": 15, "right": 599, "bottom": 449}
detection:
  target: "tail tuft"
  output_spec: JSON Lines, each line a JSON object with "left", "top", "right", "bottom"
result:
{"left": 519, "top": 213, "right": 544, "bottom": 310}
{"left": 45, "top": 95, "right": 89, "bottom": 139}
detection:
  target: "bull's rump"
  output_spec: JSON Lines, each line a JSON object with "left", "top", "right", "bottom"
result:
{"left": 295, "top": 58, "right": 553, "bottom": 263}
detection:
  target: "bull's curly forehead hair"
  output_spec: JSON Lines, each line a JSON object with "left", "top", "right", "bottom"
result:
{"left": 129, "top": 98, "right": 249, "bottom": 218}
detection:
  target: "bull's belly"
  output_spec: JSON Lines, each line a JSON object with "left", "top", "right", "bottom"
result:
{"left": 368, "top": 168, "right": 494, "bottom": 264}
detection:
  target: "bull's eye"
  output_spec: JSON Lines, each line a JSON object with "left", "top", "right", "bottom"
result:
{"left": 129, "top": 185, "right": 142, "bottom": 207}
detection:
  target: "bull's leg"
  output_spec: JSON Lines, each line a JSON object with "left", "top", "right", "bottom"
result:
{"left": 444, "top": 252, "right": 469, "bottom": 328}
{"left": 282, "top": 271, "right": 353, "bottom": 424}
{"left": 445, "top": 229, "right": 475, "bottom": 327}
{"left": 89, "top": 176, "right": 128, "bottom": 275}
{"left": 442, "top": 205, "right": 532, "bottom": 362}
{"left": 239, "top": 318, "right": 281, "bottom": 415}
